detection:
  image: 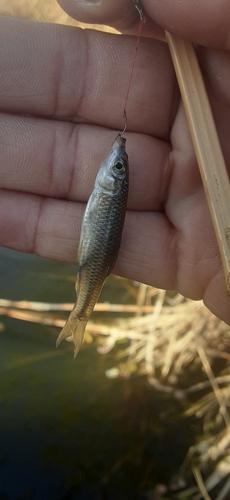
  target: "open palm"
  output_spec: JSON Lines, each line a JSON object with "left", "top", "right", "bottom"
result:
{"left": 1, "top": 0, "right": 230, "bottom": 323}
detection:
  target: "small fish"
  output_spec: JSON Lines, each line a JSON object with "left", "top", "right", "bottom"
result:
{"left": 56, "top": 134, "right": 129, "bottom": 357}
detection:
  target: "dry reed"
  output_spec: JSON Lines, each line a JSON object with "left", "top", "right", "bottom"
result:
{"left": 1, "top": 282, "right": 230, "bottom": 499}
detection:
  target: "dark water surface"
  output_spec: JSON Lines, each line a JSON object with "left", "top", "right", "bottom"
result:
{"left": 0, "top": 248, "right": 191, "bottom": 500}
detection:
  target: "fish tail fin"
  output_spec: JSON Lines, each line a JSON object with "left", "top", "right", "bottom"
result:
{"left": 56, "top": 314, "right": 87, "bottom": 358}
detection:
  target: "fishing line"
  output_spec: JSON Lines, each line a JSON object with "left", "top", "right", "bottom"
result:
{"left": 121, "top": 0, "right": 146, "bottom": 135}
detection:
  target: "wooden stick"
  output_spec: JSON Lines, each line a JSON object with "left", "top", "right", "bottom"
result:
{"left": 166, "top": 32, "right": 230, "bottom": 295}
{"left": 0, "top": 298, "right": 155, "bottom": 314}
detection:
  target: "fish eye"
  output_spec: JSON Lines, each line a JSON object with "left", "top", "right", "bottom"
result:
{"left": 114, "top": 159, "right": 125, "bottom": 172}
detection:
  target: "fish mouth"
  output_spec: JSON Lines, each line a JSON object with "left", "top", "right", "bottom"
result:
{"left": 113, "top": 133, "right": 126, "bottom": 149}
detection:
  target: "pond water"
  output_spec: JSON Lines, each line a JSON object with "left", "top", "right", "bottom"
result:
{"left": 0, "top": 248, "right": 193, "bottom": 500}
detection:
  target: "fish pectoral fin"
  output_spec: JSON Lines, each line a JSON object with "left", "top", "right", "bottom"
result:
{"left": 56, "top": 313, "right": 87, "bottom": 358}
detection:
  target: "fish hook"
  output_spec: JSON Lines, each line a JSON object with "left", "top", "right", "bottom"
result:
{"left": 133, "top": 0, "right": 144, "bottom": 20}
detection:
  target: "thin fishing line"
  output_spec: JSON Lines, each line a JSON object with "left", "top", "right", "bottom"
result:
{"left": 121, "top": 1, "right": 146, "bottom": 134}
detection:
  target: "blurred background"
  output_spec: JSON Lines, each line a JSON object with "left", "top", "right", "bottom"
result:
{"left": 0, "top": 2, "right": 230, "bottom": 499}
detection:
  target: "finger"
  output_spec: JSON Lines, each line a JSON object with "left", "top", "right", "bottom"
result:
{"left": 0, "top": 114, "right": 170, "bottom": 211}
{"left": 1, "top": 188, "right": 230, "bottom": 325}
{"left": 204, "top": 273, "right": 230, "bottom": 325}
{"left": 58, "top": 0, "right": 138, "bottom": 28}
{"left": 164, "top": 102, "right": 224, "bottom": 301}
{"left": 0, "top": 189, "right": 176, "bottom": 291}
{"left": 57, "top": 0, "right": 164, "bottom": 39}
{"left": 0, "top": 17, "right": 176, "bottom": 135}
{"left": 143, "top": 0, "right": 230, "bottom": 49}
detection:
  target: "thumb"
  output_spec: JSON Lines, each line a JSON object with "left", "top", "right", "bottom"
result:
{"left": 57, "top": 0, "right": 163, "bottom": 38}
{"left": 143, "top": 0, "right": 230, "bottom": 49}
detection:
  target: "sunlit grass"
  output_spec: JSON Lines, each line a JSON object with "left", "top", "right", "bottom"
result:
{"left": 1, "top": 282, "right": 230, "bottom": 499}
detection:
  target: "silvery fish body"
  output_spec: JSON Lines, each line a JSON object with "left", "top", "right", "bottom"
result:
{"left": 56, "top": 134, "right": 129, "bottom": 357}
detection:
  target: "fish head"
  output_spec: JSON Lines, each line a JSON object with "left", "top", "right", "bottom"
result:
{"left": 96, "top": 134, "right": 129, "bottom": 194}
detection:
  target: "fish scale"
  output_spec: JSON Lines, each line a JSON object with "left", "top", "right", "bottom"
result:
{"left": 56, "top": 134, "right": 129, "bottom": 357}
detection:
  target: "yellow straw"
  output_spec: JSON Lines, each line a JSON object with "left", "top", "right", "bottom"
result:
{"left": 166, "top": 32, "right": 230, "bottom": 295}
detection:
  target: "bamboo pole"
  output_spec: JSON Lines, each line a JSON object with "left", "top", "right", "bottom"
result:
{"left": 166, "top": 32, "right": 230, "bottom": 295}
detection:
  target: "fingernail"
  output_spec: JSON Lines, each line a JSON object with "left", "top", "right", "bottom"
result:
{"left": 83, "top": 0, "right": 102, "bottom": 5}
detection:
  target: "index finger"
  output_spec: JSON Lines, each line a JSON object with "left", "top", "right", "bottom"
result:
{"left": 57, "top": 0, "right": 164, "bottom": 38}
{"left": 0, "top": 17, "right": 176, "bottom": 137}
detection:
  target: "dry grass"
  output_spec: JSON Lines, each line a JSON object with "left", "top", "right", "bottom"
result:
{"left": 1, "top": 283, "right": 230, "bottom": 498}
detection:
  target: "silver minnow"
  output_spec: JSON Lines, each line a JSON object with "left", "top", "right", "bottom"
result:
{"left": 56, "top": 134, "right": 129, "bottom": 357}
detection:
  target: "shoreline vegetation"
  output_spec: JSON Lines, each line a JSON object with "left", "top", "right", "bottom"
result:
{"left": 1, "top": 279, "right": 230, "bottom": 499}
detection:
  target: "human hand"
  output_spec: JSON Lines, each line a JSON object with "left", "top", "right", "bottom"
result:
{"left": 0, "top": 0, "right": 230, "bottom": 324}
